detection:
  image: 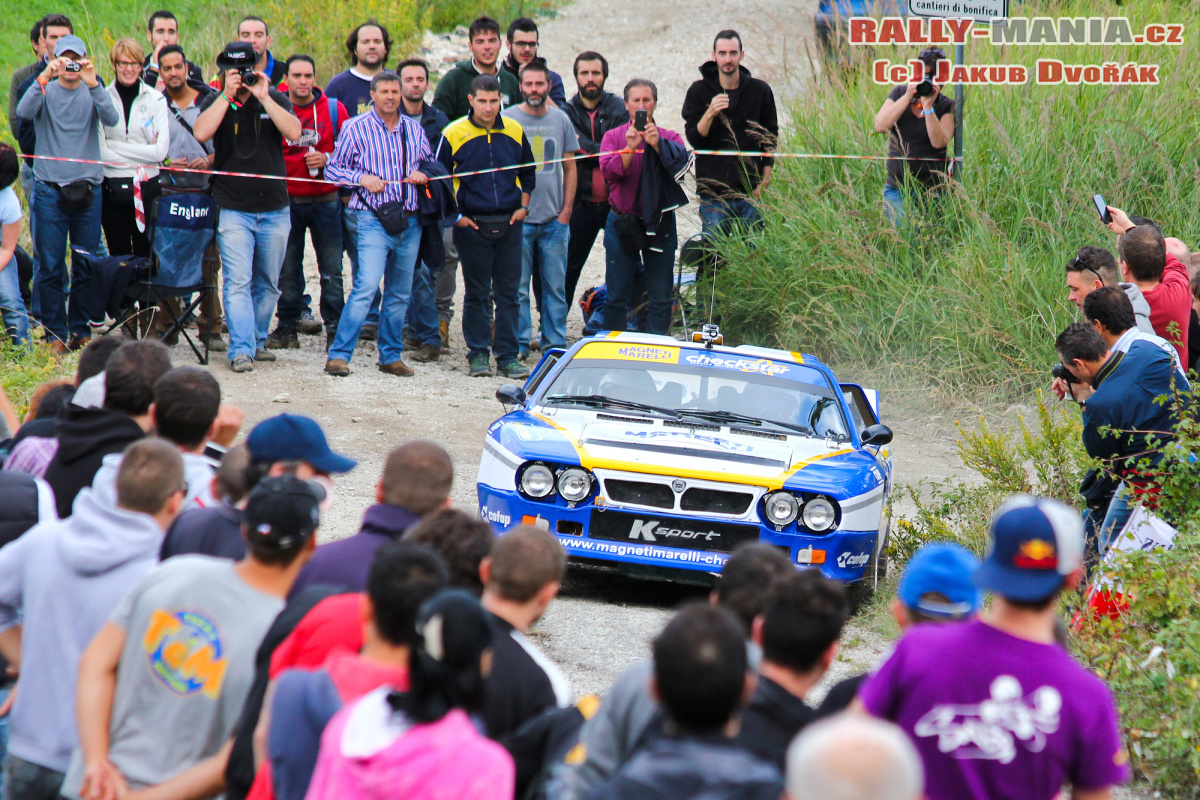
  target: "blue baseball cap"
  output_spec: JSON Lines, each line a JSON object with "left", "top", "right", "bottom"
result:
{"left": 246, "top": 414, "right": 357, "bottom": 475}
{"left": 898, "top": 543, "right": 981, "bottom": 620}
{"left": 973, "top": 495, "right": 1084, "bottom": 603}
{"left": 55, "top": 35, "right": 88, "bottom": 58}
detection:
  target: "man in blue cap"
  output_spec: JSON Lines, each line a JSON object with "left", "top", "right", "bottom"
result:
{"left": 856, "top": 495, "right": 1128, "bottom": 800}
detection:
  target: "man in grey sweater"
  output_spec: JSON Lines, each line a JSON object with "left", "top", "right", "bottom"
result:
{"left": 16, "top": 34, "right": 118, "bottom": 354}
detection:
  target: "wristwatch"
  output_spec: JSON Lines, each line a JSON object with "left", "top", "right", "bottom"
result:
{"left": 521, "top": 205, "right": 530, "bottom": 211}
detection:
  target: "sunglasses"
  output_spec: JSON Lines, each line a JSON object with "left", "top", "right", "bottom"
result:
{"left": 1068, "top": 255, "right": 1101, "bottom": 282}
{"left": 919, "top": 48, "right": 946, "bottom": 61}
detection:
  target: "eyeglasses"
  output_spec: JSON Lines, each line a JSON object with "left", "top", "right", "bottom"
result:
{"left": 511, "top": 41, "right": 538, "bottom": 49}
{"left": 115, "top": 60, "right": 141, "bottom": 69}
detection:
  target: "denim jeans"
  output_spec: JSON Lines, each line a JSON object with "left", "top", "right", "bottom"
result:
{"left": 217, "top": 207, "right": 291, "bottom": 362}
{"left": 882, "top": 183, "right": 907, "bottom": 227}
{"left": 329, "top": 209, "right": 422, "bottom": 365}
{"left": 566, "top": 202, "right": 611, "bottom": 307}
{"left": 698, "top": 197, "right": 762, "bottom": 236}
{"left": 341, "top": 201, "right": 380, "bottom": 328}
{"left": 278, "top": 199, "right": 344, "bottom": 333}
{"left": 602, "top": 211, "right": 677, "bottom": 335}
{"left": 3, "top": 753, "right": 64, "bottom": 800}
{"left": 406, "top": 263, "right": 443, "bottom": 347}
{"left": 0, "top": 255, "right": 31, "bottom": 344}
{"left": 883, "top": 181, "right": 944, "bottom": 228}
{"left": 1098, "top": 481, "right": 1137, "bottom": 555}
{"left": 519, "top": 219, "right": 570, "bottom": 350}
{"left": 454, "top": 220, "right": 523, "bottom": 363}
{"left": 31, "top": 180, "right": 103, "bottom": 342}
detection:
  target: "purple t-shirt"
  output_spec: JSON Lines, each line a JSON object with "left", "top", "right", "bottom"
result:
{"left": 859, "top": 620, "right": 1128, "bottom": 800}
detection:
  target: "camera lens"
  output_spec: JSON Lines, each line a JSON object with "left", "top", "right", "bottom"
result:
{"left": 65, "top": 62, "right": 81, "bottom": 73}
{"left": 242, "top": 70, "right": 259, "bottom": 86}
{"left": 916, "top": 80, "right": 934, "bottom": 97}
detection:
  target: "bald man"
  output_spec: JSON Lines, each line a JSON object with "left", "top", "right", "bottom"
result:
{"left": 786, "top": 715, "right": 923, "bottom": 800}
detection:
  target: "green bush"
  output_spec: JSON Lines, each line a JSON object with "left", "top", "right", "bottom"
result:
{"left": 710, "top": 0, "right": 1200, "bottom": 394}
{"left": 0, "top": 342, "right": 72, "bottom": 419}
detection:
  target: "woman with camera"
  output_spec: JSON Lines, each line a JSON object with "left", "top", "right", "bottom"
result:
{"left": 98, "top": 38, "right": 169, "bottom": 258}
{"left": 872, "top": 47, "right": 955, "bottom": 226}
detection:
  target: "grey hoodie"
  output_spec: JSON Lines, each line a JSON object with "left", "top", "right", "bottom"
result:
{"left": 0, "top": 489, "right": 163, "bottom": 772}
{"left": 1121, "top": 282, "right": 1156, "bottom": 334}
{"left": 90, "top": 451, "right": 216, "bottom": 512}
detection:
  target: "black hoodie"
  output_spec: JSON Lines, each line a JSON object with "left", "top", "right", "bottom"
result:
{"left": 44, "top": 405, "right": 146, "bottom": 518}
{"left": 681, "top": 62, "right": 779, "bottom": 200}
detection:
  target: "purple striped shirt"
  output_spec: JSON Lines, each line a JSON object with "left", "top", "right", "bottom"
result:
{"left": 3, "top": 436, "right": 58, "bottom": 478}
{"left": 325, "top": 108, "right": 432, "bottom": 213}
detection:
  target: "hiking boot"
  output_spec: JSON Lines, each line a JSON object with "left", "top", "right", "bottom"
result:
{"left": 297, "top": 311, "right": 322, "bottom": 335}
{"left": 468, "top": 354, "right": 494, "bottom": 377}
{"left": 378, "top": 360, "right": 415, "bottom": 377}
{"left": 324, "top": 358, "right": 350, "bottom": 377}
{"left": 199, "top": 332, "right": 227, "bottom": 352}
{"left": 403, "top": 335, "right": 423, "bottom": 351}
{"left": 498, "top": 360, "right": 531, "bottom": 379}
{"left": 439, "top": 318, "right": 450, "bottom": 348}
{"left": 153, "top": 326, "right": 180, "bottom": 347}
{"left": 254, "top": 348, "right": 277, "bottom": 361}
{"left": 230, "top": 355, "right": 254, "bottom": 373}
{"left": 67, "top": 334, "right": 91, "bottom": 352}
{"left": 408, "top": 343, "right": 441, "bottom": 362}
{"left": 360, "top": 323, "right": 378, "bottom": 341}
{"left": 48, "top": 340, "right": 68, "bottom": 355}
{"left": 266, "top": 327, "right": 299, "bottom": 349}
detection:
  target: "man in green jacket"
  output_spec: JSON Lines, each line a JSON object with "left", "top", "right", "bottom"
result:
{"left": 432, "top": 16, "right": 519, "bottom": 120}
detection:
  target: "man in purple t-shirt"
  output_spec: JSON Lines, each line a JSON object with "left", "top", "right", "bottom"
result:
{"left": 857, "top": 495, "right": 1129, "bottom": 800}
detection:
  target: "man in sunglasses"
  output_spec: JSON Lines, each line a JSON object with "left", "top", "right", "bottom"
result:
{"left": 1065, "top": 245, "right": 1154, "bottom": 334}
{"left": 872, "top": 47, "right": 954, "bottom": 226}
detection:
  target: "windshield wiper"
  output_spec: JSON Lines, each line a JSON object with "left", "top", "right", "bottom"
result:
{"left": 544, "top": 394, "right": 681, "bottom": 419}
{"left": 677, "top": 408, "right": 813, "bottom": 436}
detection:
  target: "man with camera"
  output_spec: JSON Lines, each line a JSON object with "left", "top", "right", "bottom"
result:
{"left": 16, "top": 34, "right": 118, "bottom": 354}
{"left": 873, "top": 47, "right": 954, "bottom": 226}
{"left": 1054, "top": 321, "right": 1182, "bottom": 562}
{"left": 193, "top": 41, "right": 301, "bottom": 374}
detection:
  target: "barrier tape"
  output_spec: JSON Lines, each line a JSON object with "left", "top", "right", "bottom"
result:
{"left": 25, "top": 147, "right": 962, "bottom": 186}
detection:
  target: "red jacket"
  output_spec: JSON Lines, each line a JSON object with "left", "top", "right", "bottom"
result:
{"left": 283, "top": 87, "right": 347, "bottom": 197}
{"left": 1142, "top": 252, "right": 1191, "bottom": 365}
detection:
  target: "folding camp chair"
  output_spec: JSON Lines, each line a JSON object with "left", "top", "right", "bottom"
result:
{"left": 113, "top": 193, "right": 219, "bottom": 364}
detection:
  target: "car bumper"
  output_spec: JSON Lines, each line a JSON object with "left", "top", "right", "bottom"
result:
{"left": 478, "top": 484, "right": 879, "bottom": 582}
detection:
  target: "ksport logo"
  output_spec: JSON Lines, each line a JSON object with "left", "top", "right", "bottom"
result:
{"left": 837, "top": 551, "right": 871, "bottom": 569}
{"left": 629, "top": 519, "right": 720, "bottom": 543}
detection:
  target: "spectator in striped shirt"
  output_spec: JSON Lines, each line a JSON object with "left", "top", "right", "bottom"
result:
{"left": 323, "top": 70, "right": 432, "bottom": 378}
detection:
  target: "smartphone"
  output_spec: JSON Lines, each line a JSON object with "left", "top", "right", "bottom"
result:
{"left": 634, "top": 110, "right": 647, "bottom": 132}
{"left": 1093, "top": 194, "right": 1112, "bottom": 224}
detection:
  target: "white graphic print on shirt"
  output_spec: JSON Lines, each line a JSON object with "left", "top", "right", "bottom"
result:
{"left": 914, "top": 676, "right": 1062, "bottom": 764}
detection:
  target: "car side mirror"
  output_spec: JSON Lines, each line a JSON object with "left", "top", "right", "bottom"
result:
{"left": 861, "top": 424, "right": 893, "bottom": 447}
{"left": 496, "top": 384, "right": 527, "bottom": 408}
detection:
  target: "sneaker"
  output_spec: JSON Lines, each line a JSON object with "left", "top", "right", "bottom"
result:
{"left": 360, "top": 323, "right": 378, "bottom": 341}
{"left": 439, "top": 319, "right": 450, "bottom": 348}
{"left": 469, "top": 354, "right": 494, "bottom": 377}
{"left": 378, "top": 360, "right": 415, "bottom": 377}
{"left": 297, "top": 311, "right": 322, "bottom": 335}
{"left": 199, "top": 332, "right": 227, "bottom": 352}
{"left": 324, "top": 358, "right": 350, "bottom": 377}
{"left": 265, "top": 328, "right": 299, "bottom": 349}
{"left": 254, "top": 348, "right": 277, "bottom": 362}
{"left": 497, "top": 360, "right": 531, "bottom": 379}
{"left": 408, "top": 343, "right": 441, "bottom": 362}
{"left": 230, "top": 355, "right": 254, "bottom": 373}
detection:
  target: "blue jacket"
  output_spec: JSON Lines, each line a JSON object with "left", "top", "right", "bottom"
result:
{"left": 584, "top": 734, "right": 782, "bottom": 800}
{"left": 1082, "top": 339, "right": 1185, "bottom": 477}
{"left": 436, "top": 110, "right": 535, "bottom": 216}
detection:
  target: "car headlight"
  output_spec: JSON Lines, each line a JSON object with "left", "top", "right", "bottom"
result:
{"left": 763, "top": 491, "right": 799, "bottom": 526}
{"left": 557, "top": 468, "right": 592, "bottom": 502}
{"left": 802, "top": 496, "right": 837, "bottom": 532}
{"left": 519, "top": 463, "right": 555, "bottom": 498}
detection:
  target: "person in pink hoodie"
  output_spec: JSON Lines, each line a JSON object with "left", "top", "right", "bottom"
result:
{"left": 303, "top": 589, "right": 514, "bottom": 800}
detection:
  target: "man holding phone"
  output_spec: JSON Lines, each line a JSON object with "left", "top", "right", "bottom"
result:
{"left": 872, "top": 47, "right": 955, "bottom": 226}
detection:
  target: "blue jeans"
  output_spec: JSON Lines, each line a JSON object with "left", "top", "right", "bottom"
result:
{"left": 882, "top": 183, "right": 907, "bottom": 227}
{"left": 278, "top": 199, "right": 344, "bottom": 332}
{"left": 698, "top": 198, "right": 762, "bottom": 235}
{"left": 1099, "top": 481, "right": 1137, "bottom": 555}
{"left": 454, "top": 220, "right": 523, "bottom": 363}
{"left": 329, "top": 209, "right": 422, "bottom": 365}
{"left": 0, "top": 256, "right": 30, "bottom": 344}
{"left": 31, "top": 181, "right": 103, "bottom": 341}
{"left": 519, "top": 219, "right": 570, "bottom": 350}
{"left": 406, "top": 263, "right": 443, "bottom": 347}
{"left": 3, "top": 752, "right": 64, "bottom": 800}
{"left": 341, "top": 201, "right": 380, "bottom": 328}
{"left": 602, "top": 211, "right": 677, "bottom": 335}
{"left": 217, "top": 207, "right": 291, "bottom": 362}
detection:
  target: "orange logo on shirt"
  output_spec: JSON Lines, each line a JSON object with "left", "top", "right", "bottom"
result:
{"left": 1014, "top": 539, "right": 1057, "bottom": 568}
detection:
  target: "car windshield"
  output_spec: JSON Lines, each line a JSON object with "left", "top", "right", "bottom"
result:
{"left": 540, "top": 342, "right": 850, "bottom": 439}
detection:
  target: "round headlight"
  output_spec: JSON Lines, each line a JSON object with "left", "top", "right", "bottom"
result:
{"left": 520, "top": 463, "right": 555, "bottom": 498}
{"left": 802, "top": 496, "right": 837, "bottom": 532}
{"left": 557, "top": 468, "right": 592, "bottom": 502}
{"left": 763, "top": 491, "right": 799, "bottom": 526}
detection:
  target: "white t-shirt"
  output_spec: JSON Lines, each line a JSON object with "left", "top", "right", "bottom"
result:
{"left": 0, "top": 186, "right": 22, "bottom": 227}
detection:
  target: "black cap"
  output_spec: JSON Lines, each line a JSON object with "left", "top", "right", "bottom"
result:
{"left": 243, "top": 476, "right": 322, "bottom": 551}
{"left": 216, "top": 41, "right": 257, "bottom": 70}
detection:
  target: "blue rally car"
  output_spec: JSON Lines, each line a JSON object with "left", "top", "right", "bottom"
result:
{"left": 476, "top": 330, "right": 895, "bottom": 590}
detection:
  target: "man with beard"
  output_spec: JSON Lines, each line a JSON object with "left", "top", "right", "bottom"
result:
{"left": 504, "top": 61, "right": 578, "bottom": 357}
{"left": 235, "top": 15, "right": 286, "bottom": 88}
{"left": 563, "top": 51, "right": 626, "bottom": 306}
{"left": 141, "top": 10, "right": 203, "bottom": 87}
{"left": 499, "top": 18, "right": 565, "bottom": 106}
{"left": 682, "top": 30, "right": 778, "bottom": 234}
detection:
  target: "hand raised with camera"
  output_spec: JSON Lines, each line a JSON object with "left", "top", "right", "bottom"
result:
{"left": 223, "top": 68, "right": 242, "bottom": 96}
{"left": 246, "top": 71, "right": 270, "bottom": 100}
{"left": 919, "top": 83, "right": 939, "bottom": 110}
{"left": 643, "top": 120, "right": 661, "bottom": 149}
{"left": 624, "top": 124, "right": 643, "bottom": 152}
{"left": 79, "top": 59, "right": 99, "bottom": 88}
{"left": 1106, "top": 206, "right": 1135, "bottom": 235}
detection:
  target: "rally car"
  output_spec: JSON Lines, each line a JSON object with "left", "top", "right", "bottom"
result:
{"left": 476, "top": 328, "right": 895, "bottom": 592}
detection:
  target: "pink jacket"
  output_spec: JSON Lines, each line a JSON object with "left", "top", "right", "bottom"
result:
{"left": 303, "top": 689, "right": 514, "bottom": 800}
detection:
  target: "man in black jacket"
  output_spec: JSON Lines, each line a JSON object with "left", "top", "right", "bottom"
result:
{"left": 562, "top": 51, "right": 626, "bottom": 306}
{"left": 681, "top": 30, "right": 778, "bottom": 235}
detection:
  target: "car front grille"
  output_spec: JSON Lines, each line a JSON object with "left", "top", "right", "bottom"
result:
{"left": 680, "top": 487, "right": 753, "bottom": 514}
{"left": 604, "top": 479, "right": 674, "bottom": 509}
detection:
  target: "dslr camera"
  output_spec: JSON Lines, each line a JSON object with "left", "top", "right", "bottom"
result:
{"left": 64, "top": 61, "right": 82, "bottom": 73}
{"left": 915, "top": 79, "right": 935, "bottom": 97}
{"left": 216, "top": 42, "right": 260, "bottom": 88}
{"left": 1051, "top": 363, "right": 1079, "bottom": 385}
{"left": 237, "top": 66, "right": 259, "bottom": 86}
